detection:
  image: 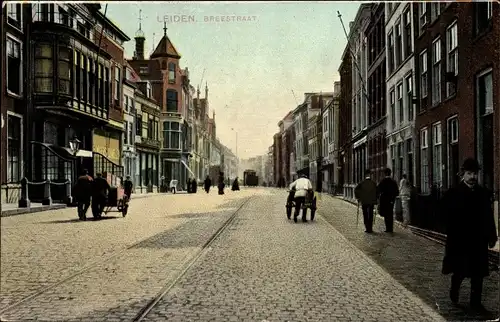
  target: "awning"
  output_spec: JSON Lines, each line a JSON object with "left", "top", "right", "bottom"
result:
{"left": 180, "top": 160, "right": 197, "bottom": 179}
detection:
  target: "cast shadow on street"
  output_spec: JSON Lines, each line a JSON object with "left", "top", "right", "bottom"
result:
{"left": 41, "top": 216, "right": 120, "bottom": 224}
{"left": 319, "top": 203, "right": 499, "bottom": 322}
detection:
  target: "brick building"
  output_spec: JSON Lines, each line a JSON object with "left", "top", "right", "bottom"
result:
{"left": 338, "top": 47, "right": 353, "bottom": 196}
{"left": 1, "top": 3, "right": 27, "bottom": 203}
{"left": 2, "top": 4, "right": 130, "bottom": 205}
{"left": 414, "top": 2, "right": 499, "bottom": 202}
{"left": 366, "top": 2, "right": 387, "bottom": 183}
{"left": 128, "top": 23, "right": 195, "bottom": 185}
{"left": 278, "top": 111, "right": 294, "bottom": 186}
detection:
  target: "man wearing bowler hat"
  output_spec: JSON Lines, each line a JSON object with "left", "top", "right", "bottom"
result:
{"left": 441, "top": 157, "right": 497, "bottom": 313}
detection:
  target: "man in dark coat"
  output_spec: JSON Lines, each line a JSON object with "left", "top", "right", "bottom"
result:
{"left": 186, "top": 178, "right": 192, "bottom": 193}
{"left": 442, "top": 158, "right": 497, "bottom": 312}
{"left": 354, "top": 169, "right": 378, "bottom": 233}
{"left": 91, "top": 173, "right": 110, "bottom": 218}
{"left": 73, "top": 169, "right": 93, "bottom": 221}
{"left": 204, "top": 176, "right": 211, "bottom": 193}
{"left": 377, "top": 168, "right": 400, "bottom": 233}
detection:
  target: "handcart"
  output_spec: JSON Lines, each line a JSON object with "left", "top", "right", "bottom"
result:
{"left": 103, "top": 186, "right": 129, "bottom": 217}
{"left": 285, "top": 189, "right": 317, "bottom": 221}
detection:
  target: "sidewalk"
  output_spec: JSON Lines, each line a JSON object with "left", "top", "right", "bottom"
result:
{"left": 0, "top": 192, "right": 168, "bottom": 218}
{"left": 318, "top": 194, "right": 499, "bottom": 321}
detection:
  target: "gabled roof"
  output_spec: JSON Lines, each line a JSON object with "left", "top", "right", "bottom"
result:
{"left": 150, "top": 35, "right": 181, "bottom": 59}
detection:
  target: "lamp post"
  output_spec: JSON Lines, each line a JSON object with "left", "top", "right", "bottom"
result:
{"left": 69, "top": 136, "right": 81, "bottom": 156}
{"left": 231, "top": 127, "right": 238, "bottom": 178}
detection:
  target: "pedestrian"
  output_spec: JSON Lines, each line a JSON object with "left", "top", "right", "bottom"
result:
{"left": 73, "top": 169, "right": 93, "bottom": 221}
{"left": 191, "top": 178, "right": 198, "bottom": 193}
{"left": 218, "top": 172, "right": 225, "bottom": 195}
{"left": 123, "top": 175, "right": 133, "bottom": 200}
{"left": 232, "top": 177, "right": 240, "bottom": 191}
{"left": 169, "top": 179, "right": 177, "bottom": 194}
{"left": 354, "top": 169, "right": 378, "bottom": 233}
{"left": 186, "top": 178, "right": 192, "bottom": 193}
{"left": 204, "top": 176, "right": 212, "bottom": 193}
{"left": 288, "top": 174, "right": 313, "bottom": 222}
{"left": 399, "top": 174, "right": 412, "bottom": 228}
{"left": 377, "top": 168, "right": 399, "bottom": 233}
{"left": 91, "top": 173, "right": 110, "bottom": 219}
{"left": 441, "top": 158, "right": 498, "bottom": 312}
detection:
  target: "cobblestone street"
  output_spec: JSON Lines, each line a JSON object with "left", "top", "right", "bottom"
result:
{"left": 0, "top": 188, "right": 493, "bottom": 321}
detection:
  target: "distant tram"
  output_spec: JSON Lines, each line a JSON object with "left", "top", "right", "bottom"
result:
{"left": 243, "top": 169, "right": 258, "bottom": 186}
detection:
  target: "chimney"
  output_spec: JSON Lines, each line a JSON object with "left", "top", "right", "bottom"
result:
{"left": 205, "top": 82, "right": 208, "bottom": 100}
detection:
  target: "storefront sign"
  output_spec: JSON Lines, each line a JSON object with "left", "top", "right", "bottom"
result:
{"left": 93, "top": 133, "right": 120, "bottom": 164}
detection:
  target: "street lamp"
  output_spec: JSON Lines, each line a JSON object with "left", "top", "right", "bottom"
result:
{"left": 69, "top": 136, "right": 81, "bottom": 156}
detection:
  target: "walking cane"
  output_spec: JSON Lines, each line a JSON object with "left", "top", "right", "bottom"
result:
{"left": 356, "top": 201, "right": 360, "bottom": 228}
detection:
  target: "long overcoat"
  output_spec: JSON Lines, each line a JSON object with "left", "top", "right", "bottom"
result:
{"left": 441, "top": 182, "right": 497, "bottom": 278}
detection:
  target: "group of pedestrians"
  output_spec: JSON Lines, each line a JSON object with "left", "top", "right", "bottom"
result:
{"left": 73, "top": 169, "right": 133, "bottom": 221}
{"left": 354, "top": 158, "right": 498, "bottom": 313}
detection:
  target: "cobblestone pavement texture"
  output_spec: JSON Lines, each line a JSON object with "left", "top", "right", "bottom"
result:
{"left": 318, "top": 194, "right": 500, "bottom": 322}
{"left": 0, "top": 188, "right": 256, "bottom": 321}
{"left": 141, "top": 190, "right": 445, "bottom": 322}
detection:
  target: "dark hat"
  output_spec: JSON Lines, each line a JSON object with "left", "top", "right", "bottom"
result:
{"left": 461, "top": 158, "right": 481, "bottom": 172}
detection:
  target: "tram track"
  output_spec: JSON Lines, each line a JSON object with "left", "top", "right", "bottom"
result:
{"left": 132, "top": 197, "right": 251, "bottom": 321}
{"left": 0, "top": 196, "right": 252, "bottom": 321}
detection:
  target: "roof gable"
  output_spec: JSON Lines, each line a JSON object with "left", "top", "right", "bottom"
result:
{"left": 151, "top": 36, "right": 181, "bottom": 59}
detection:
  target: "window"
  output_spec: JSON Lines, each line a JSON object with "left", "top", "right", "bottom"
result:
{"left": 136, "top": 112, "right": 142, "bottom": 135}
{"left": 477, "top": 70, "right": 493, "bottom": 115}
{"left": 397, "top": 83, "right": 403, "bottom": 124}
{"left": 420, "top": 50, "right": 428, "bottom": 99}
{"left": 58, "top": 6, "right": 69, "bottom": 27}
{"left": 129, "top": 121, "right": 134, "bottom": 145}
{"left": 124, "top": 122, "right": 128, "bottom": 145}
{"left": 432, "top": 122, "right": 442, "bottom": 187}
{"left": 146, "top": 82, "right": 152, "bottom": 98}
{"left": 35, "top": 43, "right": 54, "bottom": 93}
{"left": 166, "top": 89, "right": 178, "bottom": 112}
{"left": 446, "top": 22, "right": 458, "bottom": 97}
{"left": 403, "top": 7, "right": 412, "bottom": 59}
{"left": 405, "top": 75, "right": 414, "bottom": 121}
{"left": 74, "top": 51, "right": 81, "bottom": 99}
{"left": 104, "top": 67, "right": 110, "bottom": 110}
{"left": 168, "top": 63, "right": 176, "bottom": 83}
{"left": 7, "top": 3, "right": 22, "bottom": 29}
{"left": 88, "top": 57, "right": 94, "bottom": 104}
{"left": 475, "top": 2, "right": 493, "bottom": 35}
{"left": 390, "top": 88, "right": 396, "bottom": 129}
{"left": 431, "top": 38, "right": 442, "bottom": 105}
{"left": 148, "top": 117, "right": 154, "bottom": 139}
{"left": 419, "top": 3, "right": 427, "bottom": 33}
{"left": 58, "top": 47, "right": 71, "bottom": 95}
{"left": 388, "top": 29, "right": 395, "bottom": 74}
{"left": 447, "top": 116, "right": 459, "bottom": 188}
{"left": 430, "top": 3, "right": 441, "bottom": 21}
{"left": 395, "top": 21, "right": 402, "bottom": 67}
{"left": 82, "top": 54, "right": 87, "bottom": 101}
{"left": 124, "top": 95, "right": 129, "bottom": 112}
{"left": 7, "top": 36, "right": 22, "bottom": 95}
{"left": 114, "top": 66, "right": 121, "bottom": 101}
{"left": 7, "top": 114, "right": 22, "bottom": 182}
{"left": 420, "top": 128, "right": 429, "bottom": 193}
{"left": 139, "top": 66, "right": 148, "bottom": 74}
{"left": 163, "top": 121, "right": 181, "bottom": 149}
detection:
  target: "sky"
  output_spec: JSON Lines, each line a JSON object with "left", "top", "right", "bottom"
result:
{"left": 105, "top": 1, "right": 360, "bottom": 159}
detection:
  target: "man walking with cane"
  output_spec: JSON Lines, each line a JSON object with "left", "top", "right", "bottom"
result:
{"left": 354, "top": 169, "right": 378, "bottom": 233}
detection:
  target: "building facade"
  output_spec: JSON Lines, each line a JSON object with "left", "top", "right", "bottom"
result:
{"left": 1, "top": 3, "right": 27, "bottom": 203}
{"left": 273, "top": 132, "right": 282, "bottom": 186}
{"left": 414, "top": 2, "right": 498, "bottom": 199}
{"left": 123, "top": 63, "right": 137, "bottom": 184}
{"left": 321, "top": 82, "right": 341, "bottom": 194}
{"left": 385, "top": 3, "right": 416, "bottom": 185}
{"left": 365, "top": 3, "right": 388, "bottom": 184}
{"left": 339, "top": 47, "right": 353, "bottom": 198}
{"left": 348, "top": 4, "right": 372, "bottom": 199}
{"left": 278, "top": 111, "right": 294, "bottom": 186}
{"left": 4, "top": 4, "right": 130, "bottom": 200}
